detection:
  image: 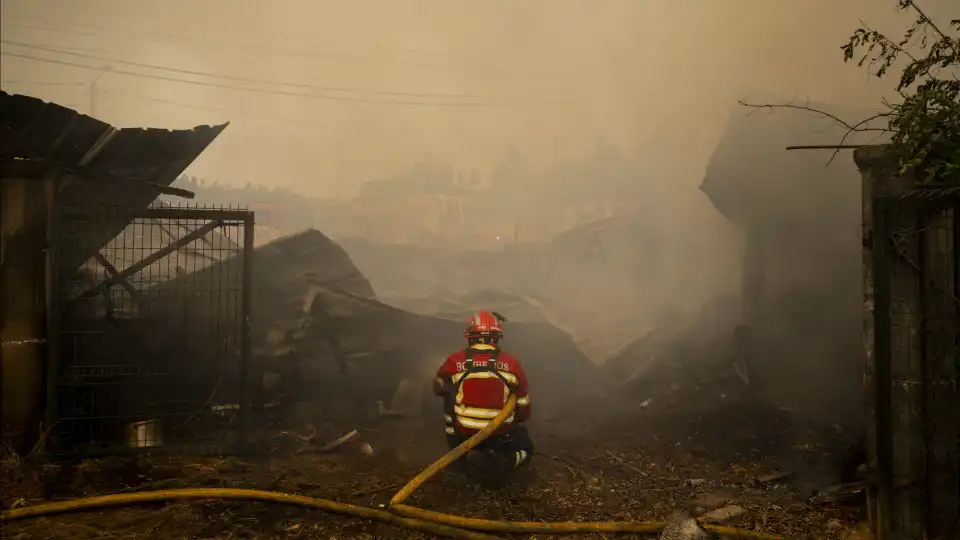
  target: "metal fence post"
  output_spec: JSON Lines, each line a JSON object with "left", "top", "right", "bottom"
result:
{"left": 43, "top": 171, "right": 62, "bottom": 441}
{"left": 238, "top": 211, "right": 255, "bottom": 453}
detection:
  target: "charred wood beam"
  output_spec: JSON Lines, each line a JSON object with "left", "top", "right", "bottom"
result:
{"left": 111, "top": 176, "right": 195, "bottom": 199}
{"left": 66, "top": 167, "right": 196, "bottom": 199}
{"left": 785, "top": 145, "right": 870, "bottom": 150}
{"left": 93, "top": 251, "right": 140, "bottom": 301}
{"left": 0, "top": 159, "right": 195, "bottom": 199}
{"left": 65, "top": 219, "right": 223, "bottom": 311}
{"left": 157, "top": 221, "right": 220, "bottom": 260}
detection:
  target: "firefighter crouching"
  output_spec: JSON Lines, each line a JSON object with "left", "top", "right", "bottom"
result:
{"left": 433, "top": 310, "right": 534, "bottom": 488}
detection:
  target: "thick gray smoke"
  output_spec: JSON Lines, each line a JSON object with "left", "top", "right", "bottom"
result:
{"left": 4, "top": 0, "right": 955, "bottom": 458}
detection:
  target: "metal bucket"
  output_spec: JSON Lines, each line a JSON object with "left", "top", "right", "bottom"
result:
{"left": 126, "top": 419, "right": 162, "bottom": 448}
{"left": 211, "top": 403, "right": 240, "bottom": 417}
{"left": 211, "top": 404, "right": 240, "bottom": 426}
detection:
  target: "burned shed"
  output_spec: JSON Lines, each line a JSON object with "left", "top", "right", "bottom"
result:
{"left": 169, "top": 228, "right": 601, "bottom": 429}
{"left": 0, "top": 92, "right": 232, "bottom": 455}
{"left": 699, "top": 102, "right": 882, "bottom": 427}
{"left": 145, "top": 227, "right": 373, "bottom": 396}
{"left": 273, "top": 285, "right": 602, "bottom": 429}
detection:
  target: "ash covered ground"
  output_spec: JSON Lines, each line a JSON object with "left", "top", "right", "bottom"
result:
{"left": 2, "top": 371, "right": 865, "bottom": 540}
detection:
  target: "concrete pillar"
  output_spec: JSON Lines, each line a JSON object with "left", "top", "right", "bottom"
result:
{"left": 855, "top": 146, "right": 926, "bottom": 540}
{"left": 0, "top": 177, "right": 51, "bottom": 454}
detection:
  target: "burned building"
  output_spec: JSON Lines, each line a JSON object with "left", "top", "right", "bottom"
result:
{"left": 699, "top": 102, "right": 883, "bottom": 427}
{"left": 0, "top": 91, "right": 232, "bottom": 455}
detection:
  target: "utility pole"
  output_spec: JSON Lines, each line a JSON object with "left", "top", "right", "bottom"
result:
{"left": 88, "top": 65, "right": 111, "bottom": 118}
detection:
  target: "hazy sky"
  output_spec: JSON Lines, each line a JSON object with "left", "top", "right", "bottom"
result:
{"left": 1, "top": 0, "right": 955, "bottom": 197}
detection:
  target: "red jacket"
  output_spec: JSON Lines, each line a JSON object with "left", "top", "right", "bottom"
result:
{"left": 433, "top": 343, "right": 531, "bottom": 436}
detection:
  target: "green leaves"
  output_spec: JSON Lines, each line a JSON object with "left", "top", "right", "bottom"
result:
{"left": 843, "top": 1, "right": 959, "bottom": 183}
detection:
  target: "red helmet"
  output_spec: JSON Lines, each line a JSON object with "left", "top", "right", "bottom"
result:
{"left": 464, "top": 310, "right": 505, "bottom": 340}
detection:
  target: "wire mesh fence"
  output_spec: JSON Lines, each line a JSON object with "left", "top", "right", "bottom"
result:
{"left": 871, "top": 193, "right": 959, "bottom": 540}
{"left": 48, "top": 203, "right": 253, "bottom": 457}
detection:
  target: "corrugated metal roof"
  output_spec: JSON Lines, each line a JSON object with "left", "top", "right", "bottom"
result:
{"left": 0, "top": 91, "right": 228, "bottom": 272}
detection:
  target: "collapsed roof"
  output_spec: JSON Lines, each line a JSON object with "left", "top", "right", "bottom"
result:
{"left": 0, "top": 91, "right": 228, "bottom": 274}
{"left": 339, "top": 207, "right": 730, "bottom": 365}
{"left": 155, "top": 228, "right": 601, "bottom": 417}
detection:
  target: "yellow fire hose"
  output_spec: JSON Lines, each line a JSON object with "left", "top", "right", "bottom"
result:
{"left": 0, "top": 488, "right": 500, "bottom": 540}
{"left": 1, "top": 394, "right": 785, "bottom": 539}
{"left": 389, "top": 396, "right": 782, "bottom": 540}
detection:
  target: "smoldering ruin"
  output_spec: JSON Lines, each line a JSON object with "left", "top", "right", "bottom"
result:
{"left": 2, "top": 2, "right": 958, "bottom": 540}
{"left": 0, "top": 90, "right": 878, "bottom": 540}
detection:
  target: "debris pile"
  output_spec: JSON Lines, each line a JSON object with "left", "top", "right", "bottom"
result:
{"left": 597, "top": 296, "right": 866, "bottom": 509}
{"left": 253, "top": 283, "right": 605, "bottom": 440}
{"left": 340, "top": 210, "right": 736, "bottom": 366}
{"left": 603, "top": 296, "right": 746, "bottom": 411}
{"left": 160, "top": 229, "right": 606, "bottom": 446}
{"left": 1, "top": 421, "right": 865, "bottom": 540}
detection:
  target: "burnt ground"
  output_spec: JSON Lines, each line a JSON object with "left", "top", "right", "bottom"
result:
{"left": 1, "top": 384, "right": 864, "bottom": 540}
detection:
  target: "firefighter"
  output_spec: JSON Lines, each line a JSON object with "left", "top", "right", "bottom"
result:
{"left": 433, "top": 310, "right": 534, "bottom": 488}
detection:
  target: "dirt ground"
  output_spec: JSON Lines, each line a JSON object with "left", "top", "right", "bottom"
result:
{"left": 1, "top": 389, "right": 863, "bottom": 540}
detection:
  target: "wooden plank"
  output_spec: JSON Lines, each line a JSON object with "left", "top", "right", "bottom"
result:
{"left": 65, "top": 219, "right": 222, "bottom": 310}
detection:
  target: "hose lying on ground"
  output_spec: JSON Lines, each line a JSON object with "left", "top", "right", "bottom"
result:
{"left": 390, "top": 395, "right": 522, "bottom": 506}
{"left": 389, "top": 395, "right": 784, "bottom": 540}
{"left": 1, "top": 394, "right": 785, "bottom": 539}
{"left": 0, "top": 488, "right": 501, "bottom": 540}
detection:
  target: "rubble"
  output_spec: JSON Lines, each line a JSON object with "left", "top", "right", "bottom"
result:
{"left": 1, "top": 419, "right": 862, "bottom": 539}
{"left": 262, "top": 285, "right": 601, "bottom": 425}
{"left": 658, "top": 512, "right": 710, "bottom": 540}
{"left": 699, "top": 504, "right": 747, "bottom": 524}
{"left": 693, "top": 492, "right": 731, "bottom": 510}
{"left": 808, "top": 481, "right": 867, "bottom": 505}
{"left": 376, "top": 378, "right": 426, "bottom": 418}
{"left": 317, "top": 429, "right": 360, "bottom": 452}
{"left": 756, "top": 471, "right": 794, "bottom": 485}
{"left": 2, "top": 221, "right": 865, "bottom": 540}
{"left": 339, "top": 216, "right": 728, "bottom": 366}
{"left": 147, "top": 227, "right": 600, "bottom": 443}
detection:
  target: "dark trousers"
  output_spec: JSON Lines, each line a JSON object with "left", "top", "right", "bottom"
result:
{"left": 446, "top": 424, "right": 534, "bottom": 468}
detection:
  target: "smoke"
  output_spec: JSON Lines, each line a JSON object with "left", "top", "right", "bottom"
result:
{"left": 6, "top": 0, "right": 956, "bottom": 195}
{"left": 3, "top": 0, "right": 956, "bottom": 465}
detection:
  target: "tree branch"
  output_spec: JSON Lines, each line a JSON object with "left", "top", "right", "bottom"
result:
{"left": 738, "top": 100, "right": 891, "bottom": 134}
{"left": 828, "top": 112, "right": 894, "bottom": 165}
{"left": 861, "top": 21, "right": 918, "bottom": 62}
{"left": 904, "top": 0, "right": 948, "bottom": 40}
{"left": 737, "top": 100, "right": 893, "bottom": 166}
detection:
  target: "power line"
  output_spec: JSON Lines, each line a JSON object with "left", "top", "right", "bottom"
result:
{"left": 0, "top": 21, "right": 487, "bottom": 74}
{"left": 0, "top": 17, "right": 605, "bottom": 86}
{"left": 0, "top": 50, "right": 531, "bottom": 107}
{"left": 0, "top": 79, "right": 316, "bottom": 125}
{"left": 1, "top": 39, "right": 507, "bottom": 99}
{"left": 1, "top": 79, "right": 85, "bottom": 86}
{"left": 5, "top": 9, "right": 457, "bottom": 60}
{"left": 100, "top": 88, "right": 306, "bottom": 125}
